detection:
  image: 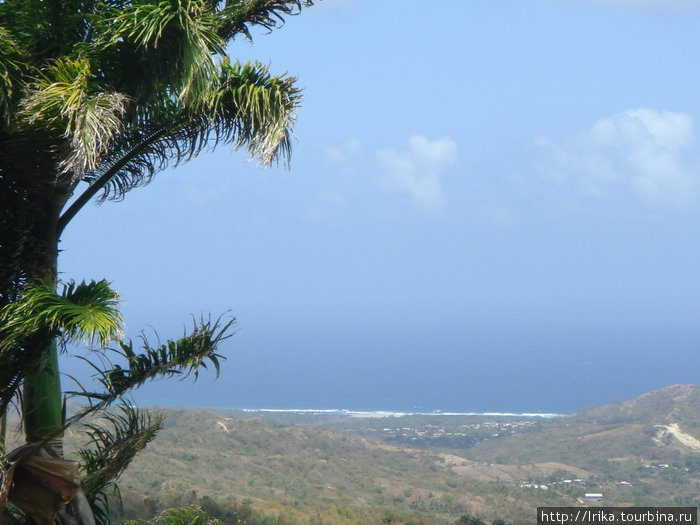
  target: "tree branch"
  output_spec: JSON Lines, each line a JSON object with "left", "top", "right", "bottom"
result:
{"left": 57, "top": 125, "right": 173, "bottom": 235}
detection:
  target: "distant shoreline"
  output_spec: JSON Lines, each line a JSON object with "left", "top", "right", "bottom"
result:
{"left": 237, "top": 408, "right": 565, "bottom": 418}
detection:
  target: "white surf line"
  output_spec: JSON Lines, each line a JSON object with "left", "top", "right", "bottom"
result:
{"left": 242, "top": 408, "right": 565, "bottom": 418}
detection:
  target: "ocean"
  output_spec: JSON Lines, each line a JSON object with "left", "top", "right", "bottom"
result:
{"left": 69, "top": 316, "right": 700, "bottom": 414}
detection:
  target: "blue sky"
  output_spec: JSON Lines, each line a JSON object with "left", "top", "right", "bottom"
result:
{"left": 60, "top": 0, "right": 700, "bottom": 412}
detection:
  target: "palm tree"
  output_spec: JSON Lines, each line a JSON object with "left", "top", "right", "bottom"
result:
{"left": 0, "top": 1, "right": 313, "bottom": 522}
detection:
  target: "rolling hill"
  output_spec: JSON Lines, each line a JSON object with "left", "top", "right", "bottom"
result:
{"left": 5, "top": 385, "right": 697, "bottom": 524}
{"left": 101, "top": 385, "right": 700, "bottom": 524}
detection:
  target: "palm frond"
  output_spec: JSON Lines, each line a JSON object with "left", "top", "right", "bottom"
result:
{"left": 79, "top": 403, "right": 164, "bottom": 525}
{"left": 0, "top": 0, "right": 98, "bottom": 59}
{"left": 0, "top": 26, "right": 27, "bottom": 126}
{"left": 0, "top": 346, "right": 32, "bottom": 422}
{"left": 56, "top": 314, "right": 232, "bottom": 463}
{"left": 207, "top": 59, "right": 300, "bottom": 166}
{"left": 0, "top": 279, "right": 123, "bottom": 351}
{"left": 99, "top": 314, "right": 233, "bottom": 398}
{"left": 62, "top": 91, "right": 130, "bottom": 176}
{"left": 216, "top": 0, "right": 314, "bottom": 41}
{"left": 95, "top": 0, "right": 225, "bottom": 104}
{"left": 0, "top": 279, "right": 122, "bottom": 414}
{"left": 18, "top": 58, "right": 129, "bottom": 178}
{"left": 58, "top": 60, "right": 301, "bottom": 227}
{"left": 19, "top": 58, "right": 92, "bottom": 126}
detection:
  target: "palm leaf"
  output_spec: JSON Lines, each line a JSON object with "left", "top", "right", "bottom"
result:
{"left": 104, "top": 58, "right": 299, "bottom": 185}
{"left": 208, "top": 58, "right": 300, "bottom": 166}
{"left": 100, "top": 314, "right": 233, "bottom": 398}
{"left": 0, "top": 279, "right": 123, "bottom": 352}
{"left": 18, "top": 58, "right": 129, "bottom": 178}
{"left": 0, "top": 280, "right": 123, "bottom": 414}
{"left": 61, "top": 314, "right": 233, "bottom": 420}
{"left": 216, "top": 0, "right": 315, "bottom": 41}
{"left": 0, "top": 26, "right": 27, "bottom": 125}
{"left": 0, "top": 347, "right": 29, "bottom": 425}
{"left": 19, "top": 59, "right": 93, "bottom": 127}
{"left": 94, "top": 0, "right": 225, "bottom": 105}
{"left": 58, "top": 60, "right": 301, "bottom": 230}
{"left": 62, "top": 91, "right": 130, "bottom": 177}
{"left": 79, "top": 403, "right": 164, "bottom": 525}
{"left": 0, "top": 1, "right": 97, "bottom": 59}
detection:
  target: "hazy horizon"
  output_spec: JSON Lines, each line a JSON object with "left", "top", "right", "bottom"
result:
{"left": 59, "top": 0, "right": 700, "bottom": 415}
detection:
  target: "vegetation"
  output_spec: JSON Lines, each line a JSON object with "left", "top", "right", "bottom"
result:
{"left": 44, "top": 386, "right": 693, "bottom": 525}
{"left": 2, "top": 386, "right": 696, "bottom": 523}
{"left": 69, "top": 410, "right": 577, "bottom": 524}
{"left": 0, "top": 1, "right": 312, "bottom": 523}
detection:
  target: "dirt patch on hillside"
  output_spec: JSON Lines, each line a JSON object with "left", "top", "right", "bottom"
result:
{"left": 578, "top": 425, "right": 640, "bottom": 441}
{"left": 360, "top": 437, "right": 592, "bottom": 483}
{"left": 435, "top": 453, "right": 591, "bottom": 482}
{"left": 655, "top": 424, "right": 700, "bottom": 451}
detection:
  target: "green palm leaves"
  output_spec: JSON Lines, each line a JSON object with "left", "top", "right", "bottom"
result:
{"left": 0, "top": 278, "right": 233, "bottom": 404}
{"left": 97, "top": 0, "right": 225, "bottom": 104}
{"left": 19, "top": 58, "right": 130, "bottom": 177}
{"left": 71, "top": 315, "right": 233, "bottom": 406}
{"left": 1, "top": 280, "right": 123, "bottom": 352}
{"left": 101, "top": 316, "right": 231, "bottom": 397}
{"left": 0, "top": 27, "right": 25, "bottom": 125}
{"left": 0, "top": 278, "right": 232, "bottom": 423}
{"left": 79, "top": 404, "right": 164, "bottom": 525}
{"left": 213, "top": 59, "right": 300, "bottom": 166}
{"left": 1, "top": 1, "right": 313, "bottom": 243}
{"left": 60, "top": 59, "right": 301, "bottom": 222}
{"left": 0, "top": 278, "right": 234, "bottom": 522}
{"left": 0, "top": 280, "right": 123, "bottom": 416}
{"left": 0, "top": 2, "right": 313, "bottom": 523}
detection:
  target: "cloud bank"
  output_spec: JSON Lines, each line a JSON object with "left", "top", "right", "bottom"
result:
{"left": 535, "top": 108, "right": 698, "bottom": 207}
{"left": 377, "top": 135, "right": 458, "bottom": 209}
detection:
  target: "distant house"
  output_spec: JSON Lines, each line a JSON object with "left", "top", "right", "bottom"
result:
{"left": 584, "top": 493, "right": 603, "bottom": 501}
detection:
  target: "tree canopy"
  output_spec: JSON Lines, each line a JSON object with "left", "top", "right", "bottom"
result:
{"left": 1, "top": 0, "right": 310, "bottom": 297}
{"left": 0, "top": 1, "right": 313, "bottom": 523}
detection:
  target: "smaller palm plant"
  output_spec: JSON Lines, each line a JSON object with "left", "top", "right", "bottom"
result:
{"left": 0, "top": 278, "right": 233, "bottom": 525}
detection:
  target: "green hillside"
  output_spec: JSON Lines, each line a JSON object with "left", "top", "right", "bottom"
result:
{"left": 103, "top": 385, "right": 700, "bottom": 523}
{"left": 108, "top": 410, "right": 573, "bottom": 524}
{"left": 463, "top": 385, "right": 700, "bottom": 507}
{"left": 8, "top": 385, "right": 698, "bottom": 524}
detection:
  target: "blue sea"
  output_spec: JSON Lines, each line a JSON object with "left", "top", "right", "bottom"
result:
{"left": 116, "top": 316, "right": 700, "bottom": 415}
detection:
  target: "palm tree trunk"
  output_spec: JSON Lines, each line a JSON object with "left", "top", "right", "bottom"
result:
{"left": 22, "top": 338, "right": 63, "bottom": 445}
{"left": 22, "top": 196, "right": 62, "bottom": 447}
{"left": 5, "top": 197, "right": 90, "bottom": 525}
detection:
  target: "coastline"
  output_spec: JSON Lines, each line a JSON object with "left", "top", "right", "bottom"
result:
{"left": 240, "top": 408, "right": 565, "bottom": 418}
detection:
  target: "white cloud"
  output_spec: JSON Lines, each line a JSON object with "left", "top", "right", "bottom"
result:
{"left": 376, "top": 136, "right": 457, "bottom": 209}
{"left": 325, "top": 138, "right": 362, "bottom": 164}
{"left": 535, "top": 108, "right": 698, "bottom": 207}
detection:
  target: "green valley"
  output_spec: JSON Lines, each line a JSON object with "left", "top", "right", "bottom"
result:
{"left": 101, "top": 385, "right": 700, "bottom": 524}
